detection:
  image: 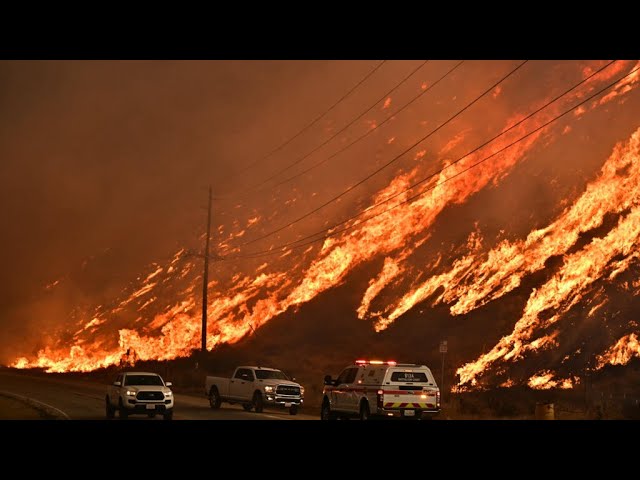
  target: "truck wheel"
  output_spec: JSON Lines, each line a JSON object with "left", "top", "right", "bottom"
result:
{"left": 163, "top": 410, "right": 173, "bottom": 421}
{"left": 118, "top": 398, "right": 128, "bottom": 420}
{"left": 320, "top": 399, "right": 335, "bottom": 421}
{"left": 242, "top": 403, "right": 253, "bottom": 411}
{"left": 359, "top": 401, "right": 370, "bottom": 421}
{"left": 209, "top": 387, "right": 221, "bottom": 409}
{"left": 253, "top": 392, "right": 264, "bottom": 413}
{"left": 105, "top": 397, "right": 115, "bottom": 419}
{"left": 289, "top": 405, "right": 298, "bottom": 415}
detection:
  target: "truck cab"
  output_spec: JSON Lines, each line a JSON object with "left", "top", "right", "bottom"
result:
{"left": 205, "top": 366, "right": 304, "bottom": 415}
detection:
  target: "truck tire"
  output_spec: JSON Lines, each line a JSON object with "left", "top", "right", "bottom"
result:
{"left": 105, "top": 397, "right": 115, "bottom": 419}
{"left": 321, "top": 399, "right": 335, "bottom": 421}
{"left": 209, "top": 387, "right": 221, "bottom": 409}
{"left": 359, "top": 401, "right": 370, "bottom": 421}
{"left": 289, "top": 405, "right": 298, "bottom": 415}
{"left": 253, "top": 392, "right": 264, "bottom": 413}
{"left": 242, "top": 403, "right": 253, "bottom": 411}
{"left": 118, "top": 398, "right": 128, "bottom": 420}
{"left": 163, "top": 410, "right": 173, "bottom": 421}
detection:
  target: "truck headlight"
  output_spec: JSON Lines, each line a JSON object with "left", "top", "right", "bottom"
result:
{"left": 264, "top": 386, "right": 274, "bottom": 393}
{"left": 126, "top": 390, "right": 137, "bottom": 396}
{"left": 165, "top": 391, "right": 173, "bottom": 397}
{"left": 300, "top": 386, "right": 304, "bottom": 397}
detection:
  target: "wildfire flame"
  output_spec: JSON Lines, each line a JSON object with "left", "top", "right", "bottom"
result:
{"left": 9, "top": 60, "right": 640, "bottom": 385}
{"left": 455, "top": 127, "right": 640, "bottom": 386}
{"left": 528, "top": 371, "right": 579, "bottom": 390}
{"left": 596, "top": 333, "right": 640, "bottom": 369}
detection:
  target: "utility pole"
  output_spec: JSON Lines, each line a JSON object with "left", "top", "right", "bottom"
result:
{"left": 182, "top": 187, "right": 223, "bottom": 358}
{"left": 201, "top": 186, "right": 212, "bottom": 353}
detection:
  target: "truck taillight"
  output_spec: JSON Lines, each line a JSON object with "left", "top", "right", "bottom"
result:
{"left": 436, "top": 390, "right": 441, "bottom": 407}
{"left": 377, "top": 389, "right": 384, "bottom": 409}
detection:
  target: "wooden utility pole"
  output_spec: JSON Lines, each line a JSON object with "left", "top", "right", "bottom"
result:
{"left": 201, "top": 186, "right": 212, "bottom": 352}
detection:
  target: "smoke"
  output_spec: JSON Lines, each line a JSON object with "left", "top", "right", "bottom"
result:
{"left": 4, "top": 60, "right": 640, "bottom": 387}
{"left": 0, "top": 60, "right": 389, "bottom": 362}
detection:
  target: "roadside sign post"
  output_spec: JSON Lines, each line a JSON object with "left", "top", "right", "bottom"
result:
{"left": 439, "top": 340, "right": 447, "bottom": 401}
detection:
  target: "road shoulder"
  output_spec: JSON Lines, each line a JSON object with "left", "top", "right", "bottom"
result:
{"left": 0, "top": 390, "right": 69, "bottom": 420}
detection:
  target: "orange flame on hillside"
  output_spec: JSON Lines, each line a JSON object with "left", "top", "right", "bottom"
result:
{"left": 596, "top": 333, "right": 640, "bottom": 369}
{"left": 9, "top": 61, "right": 640, "bottom": 381}
{"left": 372, "top": 63, "right": 640, "bottom": 330}
{"left": 456, "top": 128, "right": 640, "bottom": 387}
{"left": 528, "top": 371, "right": 579, "bottom": 390}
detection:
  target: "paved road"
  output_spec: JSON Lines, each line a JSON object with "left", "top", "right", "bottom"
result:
{"left": 0, "top": 371, "right": 318, "bottom": 420}
{"left": 0, "top": 393, "right": 46, "bottom": 419}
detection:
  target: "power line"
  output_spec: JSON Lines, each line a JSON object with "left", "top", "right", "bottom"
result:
{"left": 229, "top": 60, "right": 631, "bottom": 260}
{"left": 220, "top": 60, "right": 387, "bottom": 187}
{"left": 220, "top": 60, "right": 430, "bottom": 198}
{"left": 271, "top": 61, "right": 464, "bottom": 189}
{"left": 244, "top": 60, "right": 617, "bottom": 254}
{"left": 234, "top": 60, "right": 528, "bottom": 249}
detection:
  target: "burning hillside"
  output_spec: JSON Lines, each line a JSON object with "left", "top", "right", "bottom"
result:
{"left": 6, "top": 60, "right": 640, "bottom": 394}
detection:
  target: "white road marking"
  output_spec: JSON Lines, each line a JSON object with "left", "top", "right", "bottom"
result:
{"left": 0, "top": 390, "right": 70, "bottom": 419}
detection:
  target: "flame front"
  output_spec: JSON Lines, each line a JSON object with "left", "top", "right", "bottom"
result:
{"left": 9, "top": 60, "right": 640, "bottom": 386}
{"left": 456, "top": 127, "right": 640, "bottom": 386}
{"left": 528, "top": 371, "right": 579, "bottom": 390}
{"left": 596, "top": 333, "right": 640, "bottom": 369}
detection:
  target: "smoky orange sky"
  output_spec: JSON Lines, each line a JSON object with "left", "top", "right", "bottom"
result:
{"left": 0, "top": 60, "right": 383, "bottom": 356}
{"left": 2, "top": 60, "right": 640, "bottom": 388}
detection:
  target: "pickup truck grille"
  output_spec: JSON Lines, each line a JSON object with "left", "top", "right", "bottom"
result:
{"left": 276, "top": 385, "right": 300, "bottom": 396}
{"left": 136, "top": 391, "right": 164, "bottom": 401}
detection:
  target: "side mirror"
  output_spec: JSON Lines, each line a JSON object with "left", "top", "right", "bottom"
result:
{"left": 324, "top": 375, "right": 333, "bottom": 386}
{"left": 113, "top": 381, "right": 122, "bottom": 387}
{"left": 165, "top": 382, "right": 172, "bottom": 387}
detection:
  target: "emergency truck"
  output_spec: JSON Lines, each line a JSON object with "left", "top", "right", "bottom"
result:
{"left": 321, "top": 360, "right": 441, "bottom": 420}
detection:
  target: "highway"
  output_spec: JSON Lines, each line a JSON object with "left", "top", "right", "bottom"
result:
{"left": 0, "top": 371, "right": 318, "bottom": 420}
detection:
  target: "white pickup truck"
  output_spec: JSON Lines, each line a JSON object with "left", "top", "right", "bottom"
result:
{"left": 106, "top": 371, "right": 174, "bottom": 420}
{"left": 205, "top": 366, "right": 304, "bottom": 415}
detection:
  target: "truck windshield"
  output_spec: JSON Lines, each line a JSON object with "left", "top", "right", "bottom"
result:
{"left": 255, "top": 370, "right": 288, "bottom": 380}
{"left": 124, "top": 375, "right": 164, "bottom": 386}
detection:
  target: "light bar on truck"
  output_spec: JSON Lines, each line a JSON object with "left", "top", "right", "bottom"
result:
{"left": 355, "top": 360, "right": 397, "bottom": 365}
